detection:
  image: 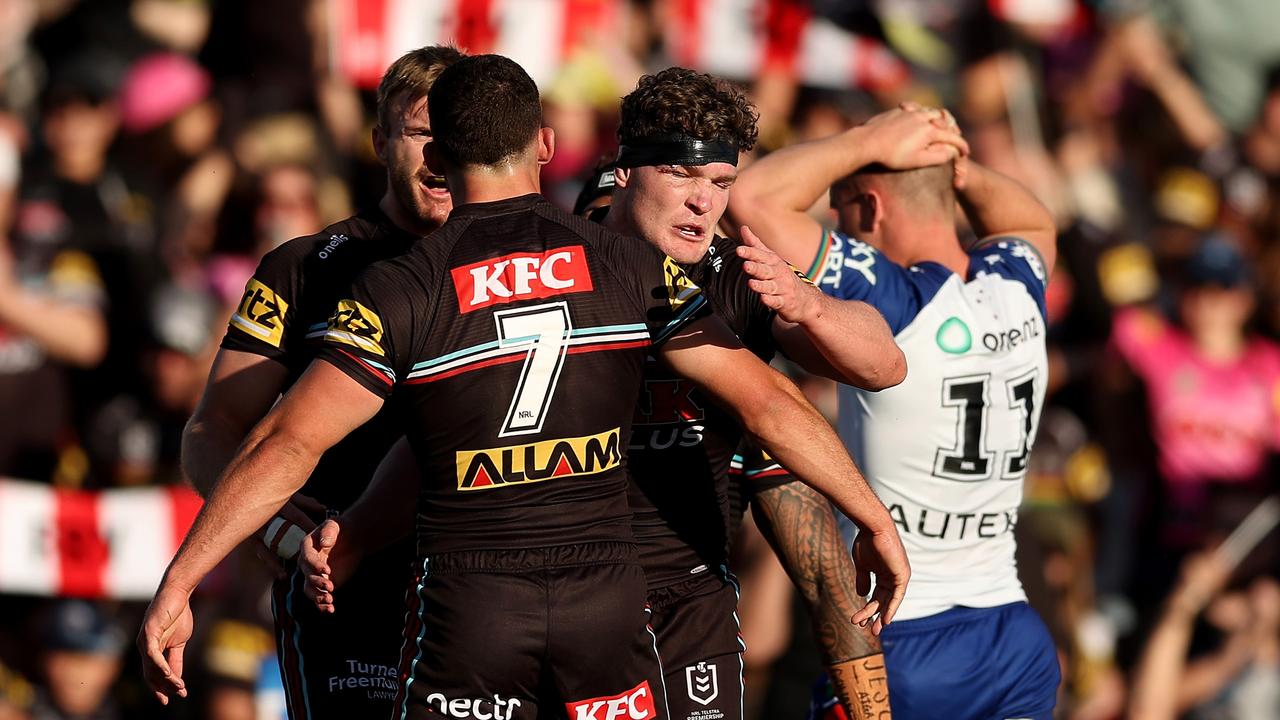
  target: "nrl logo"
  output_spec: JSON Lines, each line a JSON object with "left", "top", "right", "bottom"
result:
{"left": 685, "top": 662, "right": 719, "bottom": 706}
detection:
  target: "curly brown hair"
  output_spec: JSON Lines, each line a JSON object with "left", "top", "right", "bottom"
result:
{"left": 618, "top": 68, "right": 758, "bottom": 151}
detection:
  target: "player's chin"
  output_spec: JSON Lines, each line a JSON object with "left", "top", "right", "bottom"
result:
{"left": 664, "top": 228, "right": 711, "bottom": 264}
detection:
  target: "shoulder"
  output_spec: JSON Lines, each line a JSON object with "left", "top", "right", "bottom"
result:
{"left": 968, "top": 236, "right": 1049, "bottom": 288}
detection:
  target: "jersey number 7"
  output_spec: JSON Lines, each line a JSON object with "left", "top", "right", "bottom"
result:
{"left": 495, "top": 302, "right": 572, "bottom": 437}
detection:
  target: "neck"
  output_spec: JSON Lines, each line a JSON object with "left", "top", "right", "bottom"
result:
{"left": 851, "top": 219, "right": 968, "bottom": 274}
{"left": 378, "top": 193, "right": 436, "bottom": 237}
{"left": 602, "top": 197, "right": 633, "bottom": 235}
{"left": 1193, "top": 325, "right": 1246, "bottom": 363}
{"left": 446, "top": 162, "right": 541, "bottom": 206}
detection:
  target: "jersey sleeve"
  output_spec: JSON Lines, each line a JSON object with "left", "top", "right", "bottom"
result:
{"left": 809, "top": 229, "right": 948, "bottom": 334}
{"left": 602, "top": 233, "right": 713, "bottom": 348}
{"left": 735, "top": 441, "right": 796, "bottom": 493}
{"left": 968, "top": 236, "right": 1050, "bottom": 318}
{"left": 220, "top": 244, "right": 303, "bottom": 360}
{"left": 315, "top": 264, "right": 415, "bottom": 400}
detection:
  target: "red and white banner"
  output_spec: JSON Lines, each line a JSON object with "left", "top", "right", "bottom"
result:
{"left": 329, "top": 0, "right": 908, "bottom": 91}
{"left": 0, "top": 479, "right": 201, "bottom": 600}
{"left": 664, "top": 0, "right": 909, "bottom": 91}
{"left": 330, "top": 0, "right": 621, "bottom": 89}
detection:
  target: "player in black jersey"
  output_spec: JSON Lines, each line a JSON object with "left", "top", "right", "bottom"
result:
{"left": 299, "top": 70, "right": 908, "bottom": 720}
{"left": 139, "top": 55, "right": 907, "bottom": 719}
{"left": 600, "top": 70, "right": 906, "bottom": 720}
{"left": 175, "top": 46, "right": 462, "bottom": 718}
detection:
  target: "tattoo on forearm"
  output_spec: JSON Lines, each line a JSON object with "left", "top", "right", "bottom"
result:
{"left": 751, "top": 481, "right": 881, "bottom": 663}
{"left": 830, "top": 653, "right": 892, "bottom": 720}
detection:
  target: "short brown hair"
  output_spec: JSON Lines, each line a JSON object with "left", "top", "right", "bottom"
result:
{"left": 840, "top": 163, "right": 955, "bottom": 216}
{"left": 376, "top": 45, "right": 463, "bottom": 131}
{"left": 427, "top": 54, "right": 543, "bottom": 168}
{"left": 618, "top": 68, "right": 758, "bottom": 151}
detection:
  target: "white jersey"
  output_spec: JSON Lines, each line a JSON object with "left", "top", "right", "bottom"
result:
{"left": 810, "top": 229, "right": 1049, "bottom": 621}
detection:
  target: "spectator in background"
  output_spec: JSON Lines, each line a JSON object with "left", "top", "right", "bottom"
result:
{"left": 1131, "top": 550, "right": 1280, "bottom": 719}
{"left": 0, "top": 54, "right": 118, "bottom": 483}
{"left": 1110, "top": 235, "right": 1280, "bottom": 556}
{"left": 116, "top": 51, "right": 233, "bottom": 280}
{"left": 31, "top": 600, "right": 126, "bottom": 720}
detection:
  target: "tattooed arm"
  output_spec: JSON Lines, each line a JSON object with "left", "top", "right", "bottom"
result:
{"left": 747, "top": 453, "right": 892, "bottom": 719}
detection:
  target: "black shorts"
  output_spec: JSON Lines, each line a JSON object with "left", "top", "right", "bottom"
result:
{"left": 394, "top": 541, "right": 668, "bottom": 720}
{"left": 647, "top": 570, "right": 745, "bottom": 720}
{"left": 271, "top": 539, "right": 414, "bottom": 720}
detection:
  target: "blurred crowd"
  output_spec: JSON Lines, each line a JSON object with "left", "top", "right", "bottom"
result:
{"left": 0, "top": 0, "right": 1278, "bottom": 718}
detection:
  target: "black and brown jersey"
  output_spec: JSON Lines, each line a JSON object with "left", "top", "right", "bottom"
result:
{"left": 220, "top": 208, "right": 417, "bottom": 511}
{"left": 318, "top": 193, "right": 711, "bottom": 556}
{"left": 626, "top": 233, "right": 793, "bottom": 590}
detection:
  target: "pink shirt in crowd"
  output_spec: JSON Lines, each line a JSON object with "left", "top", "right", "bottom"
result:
{"left": 1111, "top": 307, "right": 1280, "bottom": 488}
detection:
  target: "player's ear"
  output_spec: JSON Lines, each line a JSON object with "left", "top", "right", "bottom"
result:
{"left": 536, "top": 126, "right": 555, "bottom": 166}
{"left": 613, "top": 167, "right": 631, "bottom": 189}
{"left": 860, "top": 191, "right": 881, "bottom": 234}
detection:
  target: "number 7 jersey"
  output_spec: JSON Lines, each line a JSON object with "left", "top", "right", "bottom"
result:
{"left": 809, "top": 229, "right": 1049, "bottom": 620}
{"left": 318, "top": 194, "right": 711, "bottom": 556}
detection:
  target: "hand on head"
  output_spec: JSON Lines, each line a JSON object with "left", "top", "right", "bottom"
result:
{"left": 859, "top": 102, "right": 968, "bottom": 173}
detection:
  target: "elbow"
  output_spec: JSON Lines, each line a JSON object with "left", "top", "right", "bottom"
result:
{"left": 847, "top": 346, "right": 906, "bottom": 392}
{"left": 725, "top": 186, "right": 767, "bottom": 229}
{"left": 876, "top": 347, "right": 908, "bottom": 390}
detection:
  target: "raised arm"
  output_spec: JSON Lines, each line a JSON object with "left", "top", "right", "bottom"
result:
{"left": 727, "top": 108, "right": 967, "bottom": 271}
{"left": 750, "top": 476, "right": 891, "bottom": 718}
{"left": 139, "top": 359, "right": 383, "bottom": 704}
{"left": 658, "top": 315, "right": 908, "bottom": 628}
{"left": 953, "top": 158, "right": 1058, "bottom": 274}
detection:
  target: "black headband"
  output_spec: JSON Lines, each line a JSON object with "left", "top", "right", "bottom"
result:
{"left": 615, "top": 134, "right": 739, "bottom": 168}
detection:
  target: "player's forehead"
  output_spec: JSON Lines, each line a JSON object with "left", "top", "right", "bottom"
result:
{"left": 648, "top": 162, "right": 737, "bottom": 182}
{"left": 388, "top": 93, "right": 431, "bottom": 131}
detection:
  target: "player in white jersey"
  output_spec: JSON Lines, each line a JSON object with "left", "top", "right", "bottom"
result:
{"left": 726, "top": 105, "right": 1060, "bottom": 720}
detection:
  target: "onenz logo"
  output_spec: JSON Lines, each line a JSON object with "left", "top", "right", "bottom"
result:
{"left": 452, "top": 246, "right": 593, "bottom": 313}
{"left": 566, "top": 681, "right": 657, "bottom": 720}
{"left": 456, "top": 428, "right": 621, "bottom": 491}
{"left": 424, "top": 692, "right": 523, "bottom": 720}
{"left": 981, "top": 314, "right": 1041, "bottom": 353}
{"left": 935, "top": 316, "right": 972, "bottom": 354}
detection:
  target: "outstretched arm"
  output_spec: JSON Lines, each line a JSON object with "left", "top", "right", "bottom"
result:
{"left": 735, "top": 226, "right": 905, "bottom": 390}
{"left": 183, "top": 348, "right": 326, "bottom": 560}
{"left": 659, "top": 316, "right": 908, "bottom": 629}
{"left": 751, "top": 478, "right": 891, "bottom": 718}
{"left": 139, "top": 359, "right": 383, "bottom": 704}
{"left": 727, "top": 107, "right": 967, "bottom": 271}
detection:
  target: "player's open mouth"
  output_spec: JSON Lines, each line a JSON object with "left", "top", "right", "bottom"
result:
{"left": 422, "top": 175, "right": 449, "bottom": 197}
{"left": 675, "top": 224, "right": 704, "bottom": 240}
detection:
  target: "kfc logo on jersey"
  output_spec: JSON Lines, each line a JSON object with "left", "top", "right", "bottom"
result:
{"left": 452, "top": 246, "right": 593, "bottom": 313}
{"left": 565, "top": 681, "right": 656, "bottom": 720}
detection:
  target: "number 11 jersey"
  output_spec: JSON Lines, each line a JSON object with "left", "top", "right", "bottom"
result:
{"left": 809, "top": 229, "right": 1049, "bottom": 621}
